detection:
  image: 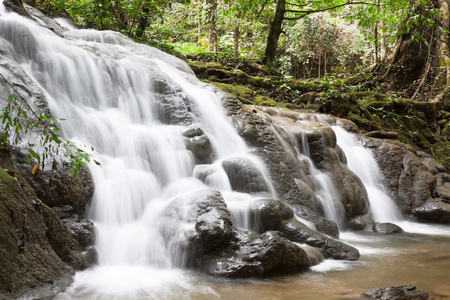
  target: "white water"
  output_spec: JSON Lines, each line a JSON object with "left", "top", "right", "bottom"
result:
{"left": 0, "top": 8, "right": 276, "bottom": 297}
{"left": 331, "top": 126, "right": 403, "bottom": 222}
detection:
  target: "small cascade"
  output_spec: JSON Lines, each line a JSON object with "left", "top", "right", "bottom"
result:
{"left": 266, "top": 119, "right": 346, "bottom": 228}
{"left": 331, "top": 126, "right": 403, "bottom": 222}
{"left": 300, "top": 134, "right": 346, "bottom": 228}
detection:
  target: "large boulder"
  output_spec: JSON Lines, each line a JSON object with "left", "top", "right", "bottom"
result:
{"left": 368, "top": 139, "right": 450, "bottom": 223}
{"left": 280, "top": 217, "right": 360, "bottom": 261}
{"left": 158, "top": 189, "right": 234, "bottom": 267}
{"left": 158, "top": 189, "right": 333, "bottom": 277}
{"left": 203, "top": 230, "right": 312, "bottom": 277}
{"left": 0, "top": 149, "right": 77, "bottom": 299}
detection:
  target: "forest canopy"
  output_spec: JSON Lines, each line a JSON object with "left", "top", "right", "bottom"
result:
{"left": 28, "top": 0, "right": 448, "bottom": 81}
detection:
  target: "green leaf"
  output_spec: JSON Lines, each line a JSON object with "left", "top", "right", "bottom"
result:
{"left": 29, "top": 149, "right": 40, "bottom": 161}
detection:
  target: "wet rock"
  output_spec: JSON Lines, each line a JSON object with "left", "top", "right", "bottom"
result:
{"left": 154, "top": 92, "right": 197, "bottom": 126}
{"left": 349, "top": 215, "right": 375, "bottom": 231}
{"left": 204, "top": 230, "right": 311, "bottom": 277}
{"left": 413, "top": 199, "right": 450, "bottom": 223}
{"left": 249, "top": 199, "right": 294, "bottom": 232}
{"left": 280, "top": 218, "right": 360, "bottom": 261}
{"left": 71, "top": 246, "right": 98, "bottom": 270}
{"left": 369, "top": 138, "right": 450, "bottom": 223}
{"left": 365, "top": 131, "right": 399, "bottom": 139}
{"left": 222, "top": 157, "right": 270, "bottom": 193}
{"left": 372, "top": 222, "right": 404, "bottom": 234}
{"left": 361, "top": 285, "right": 429, "bottom": 300}
{"left": 3, "top": 0, "right": 30, "bottom": 17}
{"left": 183, "top": 126, "right": 216, "bottom": 164}
{"left": 330, "top": 163, "right": 370, "bottom": 218}
{"left": 434, "top": 186, "right": 450, "bottom": 201}
{"left": 158, "top": 189, "right": 233, "bottom": 267}
{"left": 13, "top": 148, "right": 94, "bottom": 215}
{"left": 292, "top": 205, "right": 340, "bottom": 238}
{"left": 370, "top": 140, "right": 435, "bottom": 214}
{"left": 63, "top": 218, "right": 95, "bottom": 248}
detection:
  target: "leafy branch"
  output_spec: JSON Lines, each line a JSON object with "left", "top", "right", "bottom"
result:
{"left": 0, "top": 74, "right": 99, "bottom": 177}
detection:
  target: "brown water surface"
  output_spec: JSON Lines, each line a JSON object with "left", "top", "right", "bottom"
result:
{"left": 57, "top": 224, "right": 450, "bottom": 300}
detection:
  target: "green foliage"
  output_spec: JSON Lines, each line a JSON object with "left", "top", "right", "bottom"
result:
{"left": 279, "top": 13, "right": 370, "bottom": 78}
{"left": 0, "top": 94, "right": 99, "bottom": 177}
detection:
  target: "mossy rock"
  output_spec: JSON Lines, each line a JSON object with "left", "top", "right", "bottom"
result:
{"left": 434, "top": 142, "right": 450, "bottom": 168}
{"left": 212, "top": 82, "right": 254, "bottom": 104}
{"left": 254, "top": 95, "right": 277, "bottom": 106}
{"left": 354, "top": 91, "right": 390, "bottom": 102}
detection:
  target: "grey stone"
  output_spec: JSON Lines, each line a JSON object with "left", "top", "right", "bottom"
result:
{"left": 372, "top": 222, "right": 404, "bottom": 234}
{"left": 361, "top": 285, "right": 429, "bottom": 300}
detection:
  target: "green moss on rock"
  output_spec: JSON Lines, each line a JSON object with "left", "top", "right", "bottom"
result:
{"left": 254, "top": 95, "right": 277, "bottom": 106}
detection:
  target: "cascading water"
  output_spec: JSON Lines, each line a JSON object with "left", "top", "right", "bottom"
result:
{"left": 263, "top": 115, "right": 346, "bottom": 229}
{"left": 331, "top": 126, "right": 403, "bottom": 222}
{"left": 299, "top": 133, "right": 346, "bottom": 228}
{"left": 0, "top": 7, "right": 276, "bottom": 297}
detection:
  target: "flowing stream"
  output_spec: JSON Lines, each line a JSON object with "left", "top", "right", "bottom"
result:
{"left": 1, "top": 7, "right": 450, "bottom": 300}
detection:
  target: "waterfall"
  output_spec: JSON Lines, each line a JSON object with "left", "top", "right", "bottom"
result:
{"left": 331, "top": 126, "right": 403, "bottom": 222}
{"left": 0, "top": 7, "right": 276, "bottom": 296}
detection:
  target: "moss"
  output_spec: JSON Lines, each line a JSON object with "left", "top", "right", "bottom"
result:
{"left": 211, "top": 82, "right": 254, "bottom": 104}
{"left": 365, "top": 100, "right": 392, "bottom": 110}
{"left": 254, "top": 95, "right": 277, "bottom": 106}
{"left": 348, "top": 111, "right": 373, "bottom": 129}
{"left": 279, "top": 102, "right": 299, "bottom": 109}
{"left": 354, "top": 91, "right": 390, "bottom": 102}
{"left": 431, "top": 140, "right": 450, "bottom": 168}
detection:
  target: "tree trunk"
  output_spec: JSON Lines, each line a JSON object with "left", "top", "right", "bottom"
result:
{"left": 234, "top": 26, "right": 240, "bottom": 57}
{"left": 379, "top": 0, "right": 443, "bottom": 95}
{"left": 206, "top": 0, "right": 218, "bottom": 52}
{"left": 263, "top": 0, "right": 285, "bottom": 66}
{"left": 374, "top": 22, "right": 379, "bottom": 64}
{"left": 380, "top": 19, "right": 387, "bottom": 59}
{"left": 197, "top": 0, "right": 202, "bottom": 43}
{"left": 135, "top": 6, "right": 150, "bottom": 38}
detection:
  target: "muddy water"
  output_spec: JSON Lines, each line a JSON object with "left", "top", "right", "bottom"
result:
{"left": 58, "top": 224, "right": 450, "bottom": 300}
{"left": 195, "top": 228, "right": 450, "bottom": 300}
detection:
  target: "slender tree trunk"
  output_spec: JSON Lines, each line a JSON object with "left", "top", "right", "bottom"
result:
{"left": 135, "top": 6, "right": 149, "bottom": 38}
{"left": 197, "top": 0, "right": 202, "bottom": 43}
{"left": 206, "top": 0, "right": 218, "bottom": 52}
{"left": 318, "top": 50, "right": 321, "bottom": 78}
{"left": 374, "top": 22, "right": 379, "bottom": 64}
{"left": 380, "top": 19, "right": 387, "bottom": 59}
{"left": 263, "top": 0, "right": 285, "bottom": 66}
{"left": 234, "top": 26, "right": 240, "bottom": 57}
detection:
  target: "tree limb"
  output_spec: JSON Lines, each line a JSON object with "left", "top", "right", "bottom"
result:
{"left": 284, "top": 1, "right": 380, "bottom": 20}
{"left": 256, "top": 0, "right": 270, "bottom": 18}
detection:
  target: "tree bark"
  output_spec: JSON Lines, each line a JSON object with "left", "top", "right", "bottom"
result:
{"left": 380, "top": 19, "right": 387, "bottom": 59}
{"left": 206, "top": 0, "right": 218, "bottom": 52}
{"left": 197, "top": 0, "right": 202, "bottom": 43}
{"left": 234, "top": 26, "right": 240, "bottom": 57}
{"left": 135, "top": 6, "right": 150, "bottom": 38}
{"left": 263, "top": 0, "right": 285, "bottom": 66}
{"left": 374, "top": 22, "right": 379, "bottom": 64}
